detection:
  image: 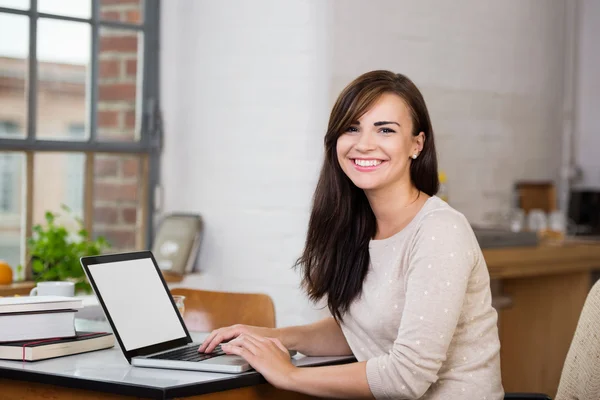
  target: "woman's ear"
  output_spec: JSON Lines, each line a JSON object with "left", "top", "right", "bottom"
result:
{"left": 414, "top": 131, "right": 425, "bottom": 153}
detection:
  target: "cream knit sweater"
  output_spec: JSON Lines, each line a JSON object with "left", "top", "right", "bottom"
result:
{"left": 340, "top": 196, "right": 504, "bottom": 399}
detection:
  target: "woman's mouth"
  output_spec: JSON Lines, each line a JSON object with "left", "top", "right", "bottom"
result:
{"left": 352, "top": 158, "right": 386, "bottom": 171}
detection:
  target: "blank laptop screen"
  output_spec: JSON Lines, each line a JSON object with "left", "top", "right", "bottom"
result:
{"left": 87, "top": 258, "right": 187, "bottom": 351}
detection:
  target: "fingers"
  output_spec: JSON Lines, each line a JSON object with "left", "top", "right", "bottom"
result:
{"left": 198, "top": 329, "right": 222, "bottom": 353}
{"left": 221, "top": 343, "right": 254, "bottom": 362}
{"left": 226, "top": 333, "right": 262, "bottom": 356}
{"left": 226, "top": 334, "right": 288, "bottom": 359}
{"left": 198, "top": 330, "right": 217, "bottom": 352}
{"left": 199, "top": 325, "right": 244, "bottom": 353}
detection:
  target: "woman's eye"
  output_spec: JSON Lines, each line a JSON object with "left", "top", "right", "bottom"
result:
{"left": 346, "top": 126, "right": 359, "bottom": 133}
{"left": 380, "top": 128, "right": 395, "bottom": 134}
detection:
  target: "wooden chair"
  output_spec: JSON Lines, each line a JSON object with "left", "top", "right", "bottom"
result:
{"left": 170, "top": 288, "right": 276, "bottom": 331}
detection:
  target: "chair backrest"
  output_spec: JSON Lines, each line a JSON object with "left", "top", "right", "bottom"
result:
{"left": 555, "top": 280, "right": 600, "bottom": 400}
{"left": 170, "top": 288, "right": 276, "bottom": 331}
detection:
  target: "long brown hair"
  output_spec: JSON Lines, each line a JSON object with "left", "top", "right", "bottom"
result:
{"left": 296, "top": 70, "right": 439, "bottom": 320}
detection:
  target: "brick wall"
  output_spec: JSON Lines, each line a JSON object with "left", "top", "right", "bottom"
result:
{"left": 94, "top": 0, "right": 143, "bottom": 251}
{"left": 93, "top": 155, "right": 139, "bottom": 250}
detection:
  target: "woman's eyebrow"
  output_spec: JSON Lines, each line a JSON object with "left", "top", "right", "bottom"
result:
{"left": 373, "top": 121, "right": 401, "bottom": 127}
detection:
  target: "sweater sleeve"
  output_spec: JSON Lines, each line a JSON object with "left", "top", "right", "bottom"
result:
{"left": 366, "top": 209, "right": 477, "bottom": 399}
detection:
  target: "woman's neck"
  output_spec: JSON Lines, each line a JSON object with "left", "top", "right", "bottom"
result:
{"left": 366, "top": 182, "right": 428, "bottom": 240}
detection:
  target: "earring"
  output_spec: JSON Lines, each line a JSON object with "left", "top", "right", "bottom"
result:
{"left": 411, "top": 154, "right": 418, "bottom": 159}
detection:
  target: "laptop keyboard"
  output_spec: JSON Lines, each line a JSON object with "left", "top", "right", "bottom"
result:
{"left": 148, "top": 344, "right": 225, "bottom": 362}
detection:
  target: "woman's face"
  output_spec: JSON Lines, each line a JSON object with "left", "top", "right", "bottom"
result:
{"left": 336, "top": 93, "right": 424, "bottom": 193}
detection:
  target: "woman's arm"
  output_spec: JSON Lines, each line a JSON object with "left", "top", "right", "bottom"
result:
{"left": 277, "top": 316, "right": 353, "bottom": 356}
{"left": 200, "top": 316, "right": 352, "bottom": 357}
{"left": 222, "top": 333, "right": 373, "bottom": 399}
{"left": 287, "top": 361, "right": 373, "bottom": 399}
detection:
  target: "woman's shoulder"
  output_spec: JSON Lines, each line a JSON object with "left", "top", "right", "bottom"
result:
{"left": 408, "top": 197, "right": 478, "bottom": 259}
{"left": 417, "top": 197, "right": 469, "bottom": 225}
{"left": 413, "top": 197, "right": 473, "bottom": 238}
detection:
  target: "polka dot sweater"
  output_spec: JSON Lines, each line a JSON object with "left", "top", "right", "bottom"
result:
{"left": 340, "top": 196, "right": 504, "bottom": 399}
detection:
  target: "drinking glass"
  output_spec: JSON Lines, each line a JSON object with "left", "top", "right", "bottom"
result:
{"left": 508, "top": 209, "right": 525, "bottom": 232}
{"left": 527, "top": 209, "right": 548, "bottom": 232}
{"left": 172, "top": 295, "right": 186, "bottom": 316}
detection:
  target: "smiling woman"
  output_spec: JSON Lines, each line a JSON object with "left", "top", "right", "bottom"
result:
{"left": 337, "top": 92, "right": 426, "bottom": 195}
{"left": 301, "top": 71, "right": 440, "bottom": 316}
{"left": 199, "top": 71, "right": 504, "bottom": 400}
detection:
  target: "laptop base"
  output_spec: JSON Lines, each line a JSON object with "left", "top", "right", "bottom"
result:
{"left": 132, "top": 355, "right": 251, "bottom": 374}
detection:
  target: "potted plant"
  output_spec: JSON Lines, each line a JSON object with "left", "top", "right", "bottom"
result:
{"left": 17, "top": 205, "right": 110, "bottom": 293}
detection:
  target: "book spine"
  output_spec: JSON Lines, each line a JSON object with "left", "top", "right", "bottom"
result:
{"left": 19, "top": 332, "right": 109, "bottom": 361}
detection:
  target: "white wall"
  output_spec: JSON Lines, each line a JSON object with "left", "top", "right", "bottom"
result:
{"left": 574, "top": 0, "right": 600, "bottom": 189}
{"left": 331, "top": 0, "right": 566, "bottom": 223}
{"left": 161, "top": 0, "right": 568, "bottom": 326}
{"left": 160, "top": 0, "right": 333, "bottom": 327}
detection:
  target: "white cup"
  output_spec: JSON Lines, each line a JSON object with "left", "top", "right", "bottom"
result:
{"left": 527, "top": 209, "right": 548, "bottom": 232}
{"left": 30, "top": 281, "right": 75, "bottom": 297}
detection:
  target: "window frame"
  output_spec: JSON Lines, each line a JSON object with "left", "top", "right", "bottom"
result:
{"left": 0, "top": 0, "right": 162, "bottom": 279}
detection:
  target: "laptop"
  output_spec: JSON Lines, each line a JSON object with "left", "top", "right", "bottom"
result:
{"left": 80, "top": 251, "right": 251, "bottom": 373}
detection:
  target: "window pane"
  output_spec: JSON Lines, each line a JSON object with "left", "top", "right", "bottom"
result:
{"left": 0, "top": 13, "right": 28, "bottom": 139}
{"left": 100, "top": 0, "right": 144, "bottom": 24}
{"left": 0, "top": 151, "right": 24, "bottom": 278}
{"left": 98, "top": 28, "right": 143, "bottom": 142}
{"left": 37, "top": 19, "right": 90, "bottom": 140}
{"left": 38, "top": 0, "right": 91, "bottom": 19}
{"left": 93, "top": 154, "right": 142, "bottom": 251}
{"left": 0, "top": 0, "right": 29, "bottom": 10}
{"left": 33, "top": 152, "right": 85, "bottom": 228}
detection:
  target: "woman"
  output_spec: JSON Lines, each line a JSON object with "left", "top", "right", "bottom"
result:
{"left": 199, "top": 70, "right": 504, "bottom": 399}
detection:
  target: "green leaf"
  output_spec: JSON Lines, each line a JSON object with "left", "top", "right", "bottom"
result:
{"left": 75, "top": 280, "right": 92, "bottom": 294}
{"left": 45, "top": 211, "right": 55, "bottom": 224}
{"left": 32, "top": 259, "right": 45, "bottom": 273}
{"left": 28, "top": 207, "right": 111, "bottom": 287}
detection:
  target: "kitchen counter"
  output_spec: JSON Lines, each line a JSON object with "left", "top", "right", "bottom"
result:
{"left": 484, "top": 241, "right": 600, "bottom": 397}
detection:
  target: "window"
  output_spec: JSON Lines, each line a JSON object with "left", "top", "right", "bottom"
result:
{"left": 0, "top": 0, "right": 161, "bottom": 279}
{"left": 66, "top": 124, "right": 85, "bottom": 215}
{"left": 0, "top": 121, "right": 20, "bottom": 136}
{"left": 0, "top": 122, "right": 21, "bottom": 213}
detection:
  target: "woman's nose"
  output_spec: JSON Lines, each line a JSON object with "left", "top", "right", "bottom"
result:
{"left": 355, "top": 131, "right": 377, "bottom": 152}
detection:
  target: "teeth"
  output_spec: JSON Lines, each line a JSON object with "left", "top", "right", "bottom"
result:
{"left": 354, "top": 159, "right": 382, "bottom": 167}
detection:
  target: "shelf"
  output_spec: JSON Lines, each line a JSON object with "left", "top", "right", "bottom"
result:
{"left": 0, "top": 281, "right": 36, "bottom": 297}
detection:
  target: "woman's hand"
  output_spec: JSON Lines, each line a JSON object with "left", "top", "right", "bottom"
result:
{"left": 221, "top": 333, "right": 297, "bottom": 390}
{"left": 198, "top": 324, "right": 278, "bottom": 354}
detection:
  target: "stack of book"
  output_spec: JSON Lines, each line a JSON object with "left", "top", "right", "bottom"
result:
{"left": 0, "top": 295, "right": 114, "bottom": 361}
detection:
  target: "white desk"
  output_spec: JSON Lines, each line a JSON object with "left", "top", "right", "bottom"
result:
{"left": 0, "top": 319, "right": 354, "bottom": 399}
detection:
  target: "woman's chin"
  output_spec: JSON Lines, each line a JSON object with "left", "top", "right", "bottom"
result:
{"left": 350, "top": 179, "right": 384, "bottom": 191}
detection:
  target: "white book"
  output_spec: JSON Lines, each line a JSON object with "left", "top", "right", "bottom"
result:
{"left": 0, "top": 310, "right": 77, "bottom": 342}
{"left": 0, "top": 296, "right": 83, "bottom": 314}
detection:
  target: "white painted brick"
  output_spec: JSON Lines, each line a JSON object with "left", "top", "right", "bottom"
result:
{"left": 574, "top": 0, "right": 600, "bottom": 188}
{"left": 161, "top": 0, "right": 569, "bottom": 327}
